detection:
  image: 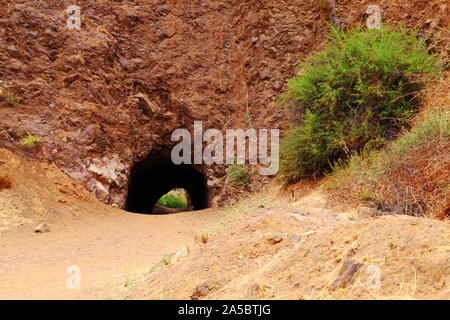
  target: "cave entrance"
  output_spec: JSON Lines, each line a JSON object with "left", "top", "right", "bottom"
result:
{"left": 125, "top": 152, "right": 208, "bottom": 214}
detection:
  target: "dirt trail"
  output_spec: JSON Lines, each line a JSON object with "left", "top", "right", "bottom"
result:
{"left": 0, "top": 148, "right": 224, "bottom": 299}
{"left": 1, "top": 149, "right": 449, "bottom": 300}
{"left": 0, "top": 208, "right": 223, "bottom": 299}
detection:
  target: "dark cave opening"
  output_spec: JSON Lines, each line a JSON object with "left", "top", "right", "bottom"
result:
{"left": 125, "top": 152, "right": 209, "bottom": 214}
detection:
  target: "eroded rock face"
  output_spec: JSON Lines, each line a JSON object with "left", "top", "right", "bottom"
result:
{"left": 0, "top": 0, "right": 447, "bottom": 208}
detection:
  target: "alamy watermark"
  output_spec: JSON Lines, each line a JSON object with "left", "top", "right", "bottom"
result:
{"left": 64, "top": 3, "right": 382, "bottom": 177}
{"left": 366, "top": 5, "right": 382, "bottom": 29}
{"left": 171, "top": 121, "right": 279, "bottom": 176}
{"left": 66, "top": 5, "right": 81, "bottom": 30}
{"left": 66, "top": 265, "right": 81, "bottom": 290}
{"left": 366, "top": 264, "right": 381, "bottom": 290}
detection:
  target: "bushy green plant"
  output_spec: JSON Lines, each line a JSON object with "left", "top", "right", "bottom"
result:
{"left": 19, "top": 134, "right": 41, "bottom": 149}
{"left": 227, "top": 163, "right": 253, "bottom": 187}
{"left": 279, "top": 23, "right": 440, "bottom": 184}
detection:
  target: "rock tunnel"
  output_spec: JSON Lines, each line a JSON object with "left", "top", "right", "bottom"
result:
{"left": 125, "top": 151, "right": 209, "bottom": 214}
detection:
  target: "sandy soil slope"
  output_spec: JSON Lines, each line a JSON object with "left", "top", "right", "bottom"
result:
{"left": 1, "top": 149, "right": 449, "bottom": 299}
{"left": 123, "top": 191, "right": 450, "bottom": 300}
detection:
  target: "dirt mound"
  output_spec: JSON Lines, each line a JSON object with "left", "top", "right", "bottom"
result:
{"left": 1, "top": 0, "right": 447, "bottom": 208}
{"left": 0, "top": 148, "right": 106, "bottom": 233}
{"left": 123, "top": 190, "right": 450, "bottom": 300}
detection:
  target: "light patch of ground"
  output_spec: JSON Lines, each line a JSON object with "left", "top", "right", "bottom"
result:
{"left": 0, "top": 190, "right": 33, "bottom": 233}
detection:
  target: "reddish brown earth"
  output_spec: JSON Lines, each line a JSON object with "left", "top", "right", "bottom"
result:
{"left": 0, "top": 0, "right": 448, "bottom": 208}
{"left": 0, "top": 1, "right": 448, "bottom": 300}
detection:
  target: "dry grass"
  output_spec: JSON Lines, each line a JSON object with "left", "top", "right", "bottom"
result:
{"left": 0, "top": 89, "right": 21, "bottom": 106}
{"left": 316, "top": 0, "right": 330, "bottom": 10}
{"left": 325, "top": 74, "right": 450, "bottom": 220}
{"left": 0, "top": 174, "right": 14, "bottom": 191}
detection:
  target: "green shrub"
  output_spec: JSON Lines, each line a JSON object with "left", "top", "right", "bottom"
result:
{"left": 157, "top": 190, "right": 188, "bottom": 209}
{"left": 227, "top": 163, "right": 253, "bottom": 187}
{"left": 19, "top": 134, "right": 41, "bottom": 149}
{"left": 279, "top": 23, "right": 440, "bottom": 184}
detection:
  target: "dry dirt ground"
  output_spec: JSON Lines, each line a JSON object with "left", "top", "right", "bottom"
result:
{"left": 0, "top": 148, "right": 449, "bottom": 299}
{"left": 122, "top": 191, "right": 450, "bottom": 300}
{"left": 0, "top": 148, "right": 224, "bottom": 299}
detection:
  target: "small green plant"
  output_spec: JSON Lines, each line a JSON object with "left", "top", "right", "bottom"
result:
{"left": 162, "top": 255, "right": 171, "bottom": 266}
{"left": 19, "top": 134, "right": 41, "bottom": 149}
{"left": 1, "top": 90, "right": 21, "bottom": 105}
{"left": 157, "top": 189, "right": 188, "bottom": 208}
{"left": 279, "top": 23, "right": 440, "bottom": 184}
{"left": 227, "top": 163, "right": 253, "bottom": 187}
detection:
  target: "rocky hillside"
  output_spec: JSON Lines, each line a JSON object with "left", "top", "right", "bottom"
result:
{"left": 0, "top": 0, "right": 448, "bottom": 209}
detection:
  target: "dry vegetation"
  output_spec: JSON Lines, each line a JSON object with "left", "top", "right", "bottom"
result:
{"left": 122, "top": 189, "right": 449, "bottom": 300}
{"left": 325, "top": 74, "right": 450, "bottom": 220}
{"left": 0, "top": 174, "right": 13, "bottom": 191}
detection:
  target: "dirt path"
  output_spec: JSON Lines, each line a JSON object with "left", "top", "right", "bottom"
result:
{"left": 0, "top": 208, "right": 223, "bottom": 299}
{"left": 0, "top": 147, "right": 226, "bottom": 299}
{"left": 1, "top": 149, "right": 448, "bottom": 300}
